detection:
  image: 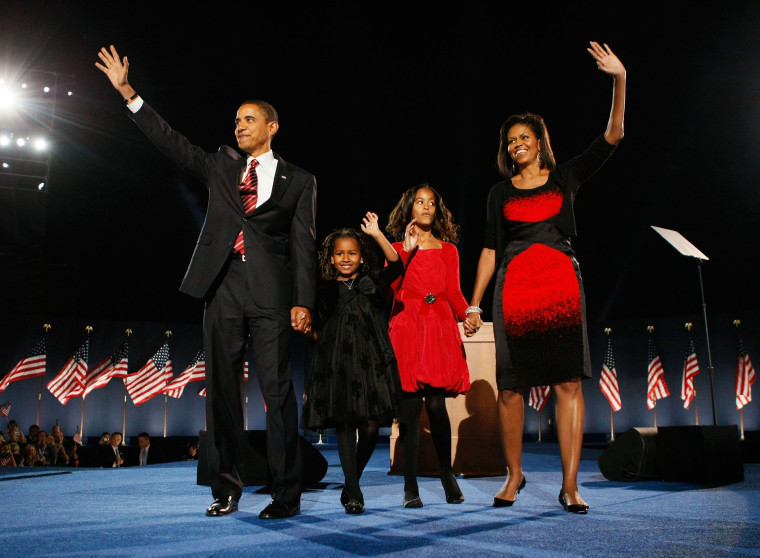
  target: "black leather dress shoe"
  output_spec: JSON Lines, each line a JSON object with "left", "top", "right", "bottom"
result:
{"left": 259, "top": 500, "right": 300, "bottom": 519}
{"left": 205, "top": 496, "right": 239, "bottom": 516}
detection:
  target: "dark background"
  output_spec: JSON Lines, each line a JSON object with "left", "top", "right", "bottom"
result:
{"left": 1, "top": 2, "right": 758, "bottom": 435}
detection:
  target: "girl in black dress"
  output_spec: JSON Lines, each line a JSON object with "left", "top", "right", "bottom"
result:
{"left": 302, "top": 212, "right": 412, "bottom": 514}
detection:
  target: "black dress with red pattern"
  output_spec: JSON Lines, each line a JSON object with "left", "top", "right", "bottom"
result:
{"left": 483, "top": 135, "right": 616, "bottom": 389}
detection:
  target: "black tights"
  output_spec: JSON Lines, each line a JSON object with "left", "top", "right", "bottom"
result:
{"left": 336, "top": 420, "right": 379, "bottom": 502}
{"left": 398, "top": 393, "right": 452, "bottom": 496}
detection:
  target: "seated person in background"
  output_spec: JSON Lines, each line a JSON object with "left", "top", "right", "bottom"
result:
{"left": 34, "top": 430, "right": 48, "bottom": 461}
{"left": 0, "top": 442, "right": 16, "bottom": 466}
{"left": 64, "top": 441, "right": 79, "bottom": 467}
{"left": 10, "top": 443, "right": 22, "bottom": 465}
{"left": 97, "top": 432, "right": 124, "bottom": 468}
{"left": 44, "top": 434, "right": 59, "bottom": 465}
{"left": 98, "top": 432, "right": 111, "bottom": 445}
{"left": 181, "top": 442, "right": 199, "bottom": 461}
{"left": 136, "top": 432, "right": 163, "bottom": 466}
{"left": 21, "top": 445, "right": 43, "bottom": 466}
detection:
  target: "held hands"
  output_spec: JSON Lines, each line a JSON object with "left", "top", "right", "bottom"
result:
{"left": 463, "top": 312, "right": 483, "bottom": 338}
{"left": 587, "top": 41, "right": 625, "bottom": 79}
{"left": 291, "top": 306, "right": 312, "bottom": 335}
{"left": 95, "top": 45, "right": 136, "bottom": 99}
{"left": 402, "top": 219, "right": 419, "bottom": 253}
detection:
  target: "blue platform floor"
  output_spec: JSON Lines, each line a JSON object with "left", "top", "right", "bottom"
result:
{"left": 2, "top": 442, "right": 759, "bottom": 557}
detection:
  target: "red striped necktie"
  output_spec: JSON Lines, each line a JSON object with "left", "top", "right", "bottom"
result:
{"left": 233, "top": 159, "right": 259, "bottom": 254}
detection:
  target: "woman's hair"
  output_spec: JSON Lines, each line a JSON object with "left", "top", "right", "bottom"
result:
{"left": 318, "top": 227, "right": 378, "bottom": 280}
{"left": 386, "top": 184, "right": 460, "bottom": 244}
{"left": 496, "top": 112, "right": 556, "bottom": 178}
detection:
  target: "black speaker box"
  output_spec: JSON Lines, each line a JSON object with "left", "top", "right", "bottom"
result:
{"left": 598, "top": 427, "right": 660, "bottom": 481}
{"left": 656, "top": 425, "right": 744, "bottom": 485}
{"left": 197, "top": 430, "right": 328, "bottom": 487}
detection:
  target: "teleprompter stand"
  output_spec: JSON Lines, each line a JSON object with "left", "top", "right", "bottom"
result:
{"left": 651, "top": 226, "right": 717, "bottom": 425}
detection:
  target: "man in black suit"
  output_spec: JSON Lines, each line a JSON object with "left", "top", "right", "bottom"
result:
{"left": 96, "top": 45, "right": 316, "bottom": 519}
{"left": 97, "top": 432, "right": 124, "bottom": 468}
{"left": 136, "top": 432, "right": 164, "bottom": 466}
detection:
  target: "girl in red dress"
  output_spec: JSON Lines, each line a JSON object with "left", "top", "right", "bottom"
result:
{"left": 386, "top": 185, "right": 475, "bottom": 508}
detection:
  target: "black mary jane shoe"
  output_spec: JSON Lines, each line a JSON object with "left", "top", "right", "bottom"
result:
{"left": 492, "top": 475, "right": 526, "bottom": 508}
{"left": 345, "top": 499, "right": 365, "bottom": 514}
{"left": 402, "top": 491, "right": 423, "bottom": 508}
{"left": 558, "top": 491, "right": 589, "bottom": 514}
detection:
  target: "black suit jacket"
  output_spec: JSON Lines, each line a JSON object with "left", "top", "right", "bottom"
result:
{"left": 97, "top": 444, "right": 122, "bottom": 468}
{"left": 129, "top": 102, "right": 317, "bottom": 309}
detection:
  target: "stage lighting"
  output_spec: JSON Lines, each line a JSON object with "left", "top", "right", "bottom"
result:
{"left": 33, "top": 138, "right": 48, "bottom": 151}
{"left": 0, "top": 135, "right": 9, "bottom": 146}
{"left": 38, "top": 182, "right": 45, "bottom": 191}
{"left": 2, "top": 162, "right": 8, "bottom": 168}
{"left": 43, "top": 86, "right": 50, "bottom": 93}
{"left": 16, "top": 138, "right": 25, "bottom": 147}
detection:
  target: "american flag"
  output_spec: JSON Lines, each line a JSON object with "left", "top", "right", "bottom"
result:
{"left": 0, "top": 401, "right": 10, "bottom": 418}
{"left": 125, "top": 341, "right": 173, "bottom": 406}
{"left": 736, "top": 332, "right": 756, "bottom": 410}
{"left": 163, "top": 347, "right": 205, "bottom": 398}
{"left": 197, "top": 359, "right": 246, "bottom": 397}
{"left": 47, "top": 338, "right": 89, "bottom": 405}
{"left": 647, "top": 331, "right": 670, "bottom": 410}
{"left": 0, "top": 337, "right": 47, "bottom": 393}
{"left": 528, "top": 385, "right": 551, "bottom": 412}
{"left": 83, "top": 342, "right": 129, "bottom": 399}
{"left": 681, "top": 333, "right": 700, "bottom": 410}
{"left": 599, "top": 337, "right": 622, "bottom": 411}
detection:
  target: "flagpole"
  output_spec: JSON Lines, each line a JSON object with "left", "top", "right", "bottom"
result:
{"left": 653, "top": 404, "right": 657, "bottom": 428}
{"left": 739, "top": 409, "right": 745, "bottom": 441}
{"left": 79, "top": 326, "right": 93, "bottom": 439}
{"left": 164, "top": 330, "right": 172, "bottom": 438}
{"left": 605, "top": 328, "right": 616, "bottom": 442}
{"left": 537, "top": 410, "right": 542, "bottom": 442}
{"left": 36, "top": 323, "right": 52, "bottom": 425}
{"left": 123, "top": 329, "right": 132, "bottom": 438}
{"left": 610, "top": 409, "right": 615, "bottom": 442}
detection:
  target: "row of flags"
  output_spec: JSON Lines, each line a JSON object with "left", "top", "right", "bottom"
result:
{"left": 2, "top": 325, "right": 756, "bottom": 414}
{"left": 526, "top": 326, "right": 756, "bottom": 413}
{"left": 0, "top": 335, "right": 233, "bottom": 407}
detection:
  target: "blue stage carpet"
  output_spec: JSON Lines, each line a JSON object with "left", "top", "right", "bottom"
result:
{"left": 2, "top": 442, "right": 759, "bottom": 557}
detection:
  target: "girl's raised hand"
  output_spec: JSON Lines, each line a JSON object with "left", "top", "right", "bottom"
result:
{"left": 403, "top": 219, "right": 419, "bottom": 252}
{"left": 361, "top": 212, "right": 381, "bottom": 237}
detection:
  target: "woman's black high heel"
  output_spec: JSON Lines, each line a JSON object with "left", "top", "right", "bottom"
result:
{"left": 492, "top": 475, "right": 526, "bottom": 508}
{"left": 558, "top": 490, "right": 589, "bottom": 514}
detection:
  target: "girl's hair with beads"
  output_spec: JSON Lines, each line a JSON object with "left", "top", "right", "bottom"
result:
{"left": 318, "top": 227, "right": 379, "bottom": 280}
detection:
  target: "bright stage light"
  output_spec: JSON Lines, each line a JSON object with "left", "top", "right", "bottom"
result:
{"left": 21, "top": 83, "right": 27, "bottom": 89}
{"left": 43, "top": 86, "right": 50, "bottom": 93}
{"left": 67, "top": 91, "right": 73, "bottom": 96}
{"left": 0, "top": 135, "right": 9, "bottom": 146}
{"left": 33, "top": 138, "right": 48, "bottom": 151}
{"left": 38, "top": 182, "right": 45, "bottom": 191}
{"left": 0, "top": 87, "right": 16, "bottom": 109}
{"left": 16, "top": 138, "right": 25, "bottom": 147}
{"left": 2, "top": 162, "right": 8, "bottom": 168}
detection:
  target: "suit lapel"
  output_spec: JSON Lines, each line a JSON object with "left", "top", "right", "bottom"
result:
{"left": 254, "top": 155, "right": 292, "bottom": 213}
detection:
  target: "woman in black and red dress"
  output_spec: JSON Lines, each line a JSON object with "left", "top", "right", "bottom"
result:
{"left": 466, "top": 41, "right": 626, "bottom": 513}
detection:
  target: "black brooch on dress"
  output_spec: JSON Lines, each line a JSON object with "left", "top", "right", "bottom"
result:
{"left": 424, "top": 293, "right": 436, "bottom": 304}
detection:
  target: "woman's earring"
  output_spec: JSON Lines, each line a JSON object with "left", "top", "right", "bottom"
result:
{"left": 511, "top": 161, "right": 517, "bottom": 174}
{"left": 537, "top": 152, "right": 542, "bottom": 166}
